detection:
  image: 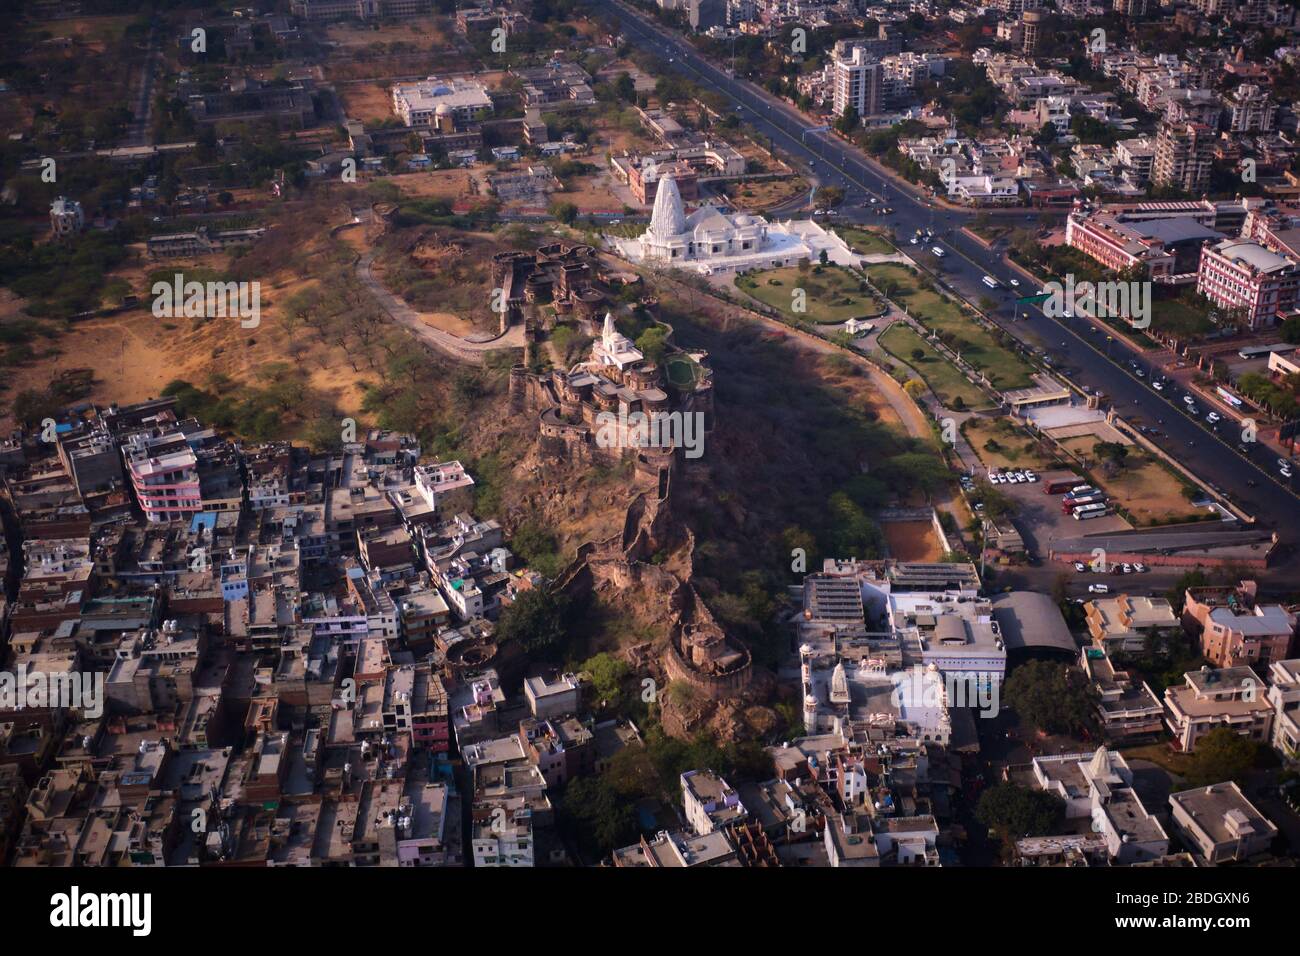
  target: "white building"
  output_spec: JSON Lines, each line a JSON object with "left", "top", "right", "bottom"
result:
{"left": 1168, "top": 782, "right": 1277, "bottom": 864}
{"left": 413, "top": 460, "right": 474, "bottom": 512}
{"left": 614, "top": 175, "right": 857, "bottom": 276}
{"left": 593, "top": 313, "right": 643, "bottom": 371}
{"left": 472, "top": 805, "right": 534, "bottom": 867}
{"left": 1267, "top": 659, "right": 1300, "bottom": 756}
{"left": 681, "top": 769, "right": 745, "bottom": 835}
{"left": 392, "top": 77, "right": 493, "bottom": 128}
{"left": 833, "top": 45, "right": 884, "bottom": 119}
{"left": 1032, "top": 748, "right": 1169, "bottom": 864}
{"left": 49, "top": 196, "right": 84, "bottom": 239}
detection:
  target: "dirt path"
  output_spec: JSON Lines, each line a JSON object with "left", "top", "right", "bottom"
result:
{"left": 341, "top": 210, "right": 525, "bottom": 365}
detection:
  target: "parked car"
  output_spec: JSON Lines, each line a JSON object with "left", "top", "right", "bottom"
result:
{"left": 1088, "top": 584, "right": 1110, "bottom": 594}
{"left": 1133, "top": 563, "right": 1147, "bottom": 573}
{"left": 1073, "top": 562, "right": 1087, "bottom": 572}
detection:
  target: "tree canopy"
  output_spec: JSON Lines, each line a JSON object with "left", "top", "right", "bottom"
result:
{"left": 1003, "top": 660, "right": 1095, "bottom": 736}
{"left": 976, "top": 783, "right": 1066, "bottom": 840}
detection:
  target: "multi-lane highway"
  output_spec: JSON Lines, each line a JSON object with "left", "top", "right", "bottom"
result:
{"left": 602, "top": 0, "right": 1300, "bottom": 546}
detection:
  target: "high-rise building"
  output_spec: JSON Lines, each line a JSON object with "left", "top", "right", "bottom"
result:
{"left": 1021, "top": 10, "right": 1043, "bottom": 54}
{"left": 1225, "top": 84, "right": 1276, "bottom": 133}
{"left": 833, "top": 44, "right": 884, "bottom": 120}
{"left": 1113, "top": 0, "right": 1148, "bottom": 16}
{"left": 1153, "top": 122, "right": 1213, "bottom": 194}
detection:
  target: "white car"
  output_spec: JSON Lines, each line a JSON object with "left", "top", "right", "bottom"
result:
{"left": 1009, "top": 279, "right": 1021, "bottom": 287}
{"left": 1207, "top": 412, "right": 1221, "bottom": 423}
{"left": 1153, "top": 381, "right": 1165, "bottom": 391}
{"left": 1133, "top": 563, "right": 1147, "bottom": 573}
{"left": 1183, "top": 395, "right": 1195, "bottom": 405}
{"left": 1073, "top": 562, "right": 1087, "bottom": 572}
{"left": 1088, "top": 584, "right": 1110, "bottom": 595}
{"left": 1283, "top": 467, "right": 1294, "bottom": 479}
{"left": 1278, "top": 458, "right": 1290, "bottom": 469}
{"left": 990, "top": 473, "right": 1004, "bottom": 484}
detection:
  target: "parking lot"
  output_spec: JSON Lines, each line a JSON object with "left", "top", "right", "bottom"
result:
{"left": 968, "top": 466, "right": 1129, "bottom": 557}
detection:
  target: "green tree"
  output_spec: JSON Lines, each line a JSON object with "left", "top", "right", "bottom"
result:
{"left": 1184, "top": 727, "right": 1260, "bottom": 788}
{"left": 835, "top": 104, "right": 859, "bottom": 134}
{"left": 635, "top": 326, "right": 669, "bottom": 365}
{"left": 549, "top": 200, "right": 578, "bottom": 224}
{"left": 1003, "top": 660, "right": 1095, "bottom": 736}
{"left": 581, "top": 652, "right": 631, "bottom": 709}
{"left": 560, "top": 774, "right": 638, "bottom": 858}
{"left": 495, "top": 588, "right": 569, "bottom": 655}
{"left": 976, "top": 783, "right": 1066, "bottom": 841}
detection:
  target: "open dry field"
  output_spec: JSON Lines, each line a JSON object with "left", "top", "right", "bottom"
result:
{"left": 0, "top": 200, "right": 394, "bottom": 435}
{"left": 882, "top": 519, "right": 944, "bottom": 561}
{"left": 723, "top": 176, "right": 807, "bottom": 211}
{"left": 336, "top": 82, "right": 398, "bottom": 124}
{"left": 1055, "top": 436, "right": 1202, "bottom": 526}
{"left": 35, "top": 14, "right": 135, "bottom": 49}
{"left": 554, "top": 172, "right": 626, "bottom": 213}
{"left": 386, "top": 169, "right": 477, "bottom": 202}
{"left": 963, "top": 417, "right": 1057, "bottom": 471}
{"left": 325, "top": 21, "right": 451, "bottom": 48}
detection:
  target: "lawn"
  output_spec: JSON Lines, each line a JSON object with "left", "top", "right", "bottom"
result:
{"left": 835, "top": 226, "right": 895, "bottom": 256}
{"left": 665, "top": 353, "right": 704, "bottom": 387}
{"left": 1119, "top": 742, "right": 1193, "bottom": 778}
{"left": 879, "top": 322, "right": 992, "bottom": 410}
{"left": 1056, "top": 436, "right": 1204, "bottom": 526}
{"left": 962, "top": 417, "right": 1057, "bottom": 471}
{"left": 866, "top": 264, "right": 1036, "bottom": 391}
{"left": 736, "top": 264, "right": 884, "bottom": 324}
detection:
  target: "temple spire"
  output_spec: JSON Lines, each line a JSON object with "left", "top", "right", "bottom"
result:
{"left": 649, "top": 175, "right": 687, "bottom": 238}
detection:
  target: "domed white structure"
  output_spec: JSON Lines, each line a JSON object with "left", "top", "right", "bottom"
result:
{"left": 611, "top": 174, "right": 857, "bottom": 276}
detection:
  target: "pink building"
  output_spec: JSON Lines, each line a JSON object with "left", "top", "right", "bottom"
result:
{"left": 124, "top": 434, "right": 201, "bottom": 523}
{"left": 1184, "top": 580, "right": 1298, "bottom": 670}
{"left": 1195, "top": 238, "right": 1300, "bottom": 330}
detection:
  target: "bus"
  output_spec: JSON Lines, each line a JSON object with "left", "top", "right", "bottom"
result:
{"left": 1063, "top": 494, "right": 1105, "bottom": 513}
{"left": 1215, "top": 386, "right": 1244, "bottom": 409}
{"left": 1063, "top": 485, "right": 1099, "bottom": 502}
{"left": 982, "top": 275, "right": 1000, "bottom": 289}
{"left": 1044, "top": 476, "right": 1082, "bottom": 495}
{"left": 1073, "top": 503, "right": 1110, "bottom": 520}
